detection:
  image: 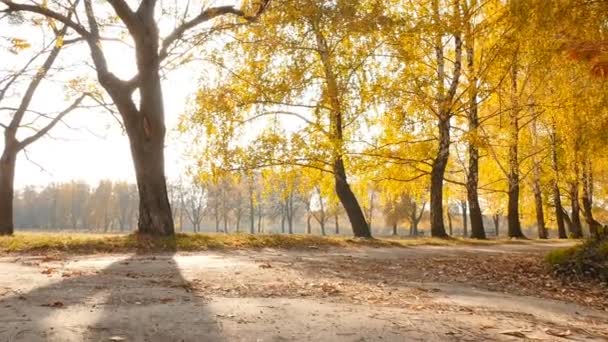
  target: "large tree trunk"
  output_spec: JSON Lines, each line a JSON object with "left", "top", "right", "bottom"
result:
{"left": 333, "top": 158, "right": 371, "bottom": 238}
{"left": 0, "top": 149, "right": 17, "bottom": 235}
{"left": 551, "top": 124, "right": 567, "bottom": 239}
{"left": 430, "top": 118, "right": 450, "bottom": 238}
{"left": 129, "top": 133, "right": 174, "bottom": 236}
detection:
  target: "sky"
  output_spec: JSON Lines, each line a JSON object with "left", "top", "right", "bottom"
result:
{"left": 0, "top": 2, "right": 221, "bottom": 188}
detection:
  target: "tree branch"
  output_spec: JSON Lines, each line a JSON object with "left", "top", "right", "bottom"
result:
{"left": 159, "top": 0, "right": 270, "bottom": 61}
{"left": 0, "top": 0, "right": 91, "bottom": 38}
{"left": 17, "top": 93, "right": 87, "bottom": 150}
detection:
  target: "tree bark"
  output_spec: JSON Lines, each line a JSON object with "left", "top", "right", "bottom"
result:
{"left": 249, "top": 190, "right": 255, "bottom": 234}
{"left": 493, "top": 214, "right": 500, "bottom": 237}
{"left": 430, "top": 118, "right": 450, "bottom": 238}
{"left": 334, "top": 211, "right": 340, "bottom": 235}
{"left": 447, "top": 207, "right": 453, "bottom": 236}
{"left": 561, "top": 205, "right": 574, "bottom": 235}
{"left": 461, "top": 200, "right": 468, "bottom": 237}
{"left": 551, "top": 123, "right": 567, "bottom": 239}
{"left": 581, "top": 159, "right": 601, "bottom": 238}
{"left": 533, "top": 183, "right": 547, "bottom": 239}
{"left": 313, "top": 21, "right": 371, "bottom": 238}
{"left": 507, "top": 56, "right": 525, "bottom": 239}
{"left": 333, "top": 158, "right": 370, "bottom": 237}
{"left": 129, "top": 133, "right": 174, "bottom": 235}
{"left": 307, "top": 213, "right": 312, "bottom": 234}
{"left": 464, "top": 13, "right": 486, "bottom": 240}
{"left": 569, "top": 182, "right": 583, "bottom": 238}
{"left": 0, "top": 148, "right": 17, "bottom": 235}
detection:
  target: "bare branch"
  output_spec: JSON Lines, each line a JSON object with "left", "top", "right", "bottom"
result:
{"left": 17, "top": 93, "right": 87, "bottom": 150}
{"left": 159, "top": 0, "right": 270, "bottom": 61}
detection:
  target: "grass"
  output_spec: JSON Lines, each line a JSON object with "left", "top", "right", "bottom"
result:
{"left": 0, "top": 232, "right": 576, "bottom": 255}
{"left": 546, "top": 238, "right": 608, "bottom": 281}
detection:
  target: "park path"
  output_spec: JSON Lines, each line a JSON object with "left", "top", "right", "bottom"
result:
{"left": 0, "top": 241, "right": 606, "bottom": 341}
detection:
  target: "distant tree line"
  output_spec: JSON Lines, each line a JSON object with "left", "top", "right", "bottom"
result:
{"left": 15, "top": 172, "right": 538, "bottom": 237}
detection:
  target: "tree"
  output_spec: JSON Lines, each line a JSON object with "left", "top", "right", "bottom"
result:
{"left": 1, "top": 0, "right": 270, "bottom": 236}
{"left": 182, "top": 180, "right": 206, "bottom": 233}
{"left": 189, "top": 0, "right": 388, "bottom": 238}
{"left": 0, "top": 12, "right": 86, "bottom": 235}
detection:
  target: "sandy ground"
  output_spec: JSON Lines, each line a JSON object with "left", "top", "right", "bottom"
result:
{"left": 0, "top": 242, "right": 606, "bottom": 341}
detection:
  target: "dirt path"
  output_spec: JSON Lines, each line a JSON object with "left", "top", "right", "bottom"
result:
{"left": 0, "top": 242, "right": 606, "bottom": 341}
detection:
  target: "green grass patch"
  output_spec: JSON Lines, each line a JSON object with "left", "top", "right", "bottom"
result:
{"left": 0, "top": 232, "right": 573, "bottom": 255}
{"left": 546, "top": 239, "right": 608, "bottom": 281}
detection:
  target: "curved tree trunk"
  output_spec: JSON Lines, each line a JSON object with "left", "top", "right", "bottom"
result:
{"left": 312, "top": 20, "right": 371, "bottom": 239}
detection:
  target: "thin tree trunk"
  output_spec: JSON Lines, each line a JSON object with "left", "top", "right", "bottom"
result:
{"left": 533, "top": 184, "right": 547, "bottom": 239}
{"left": 281, "top": 209, "right": 286, "bottom": 234}
{"left": 551, "top": 123, "right": 567, "bottom": 239}
{"left": 288, "top": 196, "right": 294, "bottom": 234}
{"left": 507, "top": 56, "right": 525, "bottom": 238}
{"left": 581, "top": 159, "right": 601, "bottom": 238}
{"left": 334, "top": 211, "right": 340, "bottom": 235}
{"left": 307, "top": 213, "right": 312, "bottom": 234}
{"left": 249, "top": 193, "right": 255, "bottom": 234}
{"left": 530, "top": 118, "right": 547, "bottom": 239}
{"left": 465, "top": 7, "right": 485, "bottom": 240}
{"left": 461, "top": 200, "right": 468, "bottom": 237}
{"left": 561, "top": 206, "right": 573, "bottom": 235}
{"left": 393, "top": 223, "right": 398, "bottom": 236}
{"left": 447, "top": 207, "right": 453, "bottom": 236}
{"left": 569, "top": 182, "right": 583, "bottom": 238}
{"left": 493, "top": 214, "right": 500, "bottom": 237}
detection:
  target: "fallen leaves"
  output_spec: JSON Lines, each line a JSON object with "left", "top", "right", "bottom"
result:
{"left": 41, "top": 268, "right": 56, "bottom": 276}
{"left": 544, "top": 328, "right": 571, "bottom": 337}
{"left": 41, "top": 301, "right": 64, "bottom": 308}
{"left": 499, "top": 329, "right": 530, "bottom": 338}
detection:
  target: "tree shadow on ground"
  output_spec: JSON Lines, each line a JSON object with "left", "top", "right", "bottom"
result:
{"left": 0, "top": 248, "right": 224, "bottom": 342}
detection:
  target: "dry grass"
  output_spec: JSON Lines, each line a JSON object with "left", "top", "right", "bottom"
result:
{"left": 0, "top": 232, "right": 573, "bottom": 255}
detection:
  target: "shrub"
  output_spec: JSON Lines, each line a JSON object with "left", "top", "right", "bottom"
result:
{"left": 547, "top": 239, "right": 608, "bottom": 282}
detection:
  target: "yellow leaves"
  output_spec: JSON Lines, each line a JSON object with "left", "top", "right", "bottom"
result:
{"left": 9, "top": 38, "right": 30, "bottom": 54}
{"left": 55, "top": 36, "right": 64, "bottom": 48}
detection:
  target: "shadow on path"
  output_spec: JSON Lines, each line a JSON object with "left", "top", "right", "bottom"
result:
{"left": 0, "top": 251, "right": 224, "bottom": 342}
